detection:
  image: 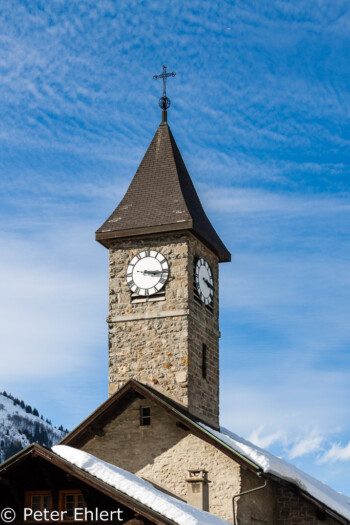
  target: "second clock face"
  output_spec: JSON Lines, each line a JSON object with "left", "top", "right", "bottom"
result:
{"left": 195, "top": 258, "right": 214, "bottom": 305}
{"left": 126, "top": 250, "right": 169, "bottom": 296}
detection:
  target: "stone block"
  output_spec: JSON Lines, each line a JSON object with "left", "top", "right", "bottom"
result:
{"left": 176, "top": 371, "right": 188, "bottom": 384}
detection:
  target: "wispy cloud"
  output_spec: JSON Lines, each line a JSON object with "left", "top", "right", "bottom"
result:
{"left": 321, "top": 443, "right": 350, "bottom": 463}
{"left": 202, "top": 186, "right": 350, "bottom": 217}
{"left": 288, "top": 432, "right": 325, "bottom": 459}
{"left": 0, "top": 226, "right": 107, "bottom": 380}
{"left": 247, "top": 426, "right": 327, "bottom": 460}
{"left": 248, "top": 426, "right": 286, "bottom": 449}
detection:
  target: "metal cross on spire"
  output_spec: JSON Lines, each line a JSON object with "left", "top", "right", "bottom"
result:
{"left": 153, "top": 65, "right": 176, "bottom": 121}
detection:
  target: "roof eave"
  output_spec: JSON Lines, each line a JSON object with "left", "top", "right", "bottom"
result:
{"left": 95, "top": 221, "right": 193, "bottom": 246}
{"left": 263, "top": 472, "right": 350, "bottom": 525}
{"left": 95, "top": 223, "right": 231, "bottom": 262}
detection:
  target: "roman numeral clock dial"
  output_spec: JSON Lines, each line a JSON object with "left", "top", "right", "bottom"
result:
{"left": 126, "top": 250, "right": 169, "bottom": 296}
{"left": 195, "top": 258, "right": 214, "bottom": 305}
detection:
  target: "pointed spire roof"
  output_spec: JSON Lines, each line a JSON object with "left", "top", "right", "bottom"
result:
{"left": 96, "top": 122, "right": 230, "bottom": 262}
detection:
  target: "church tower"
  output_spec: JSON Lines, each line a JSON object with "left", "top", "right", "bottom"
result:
{"left": 96, "top": 71, "right": 230, "bottom": 429}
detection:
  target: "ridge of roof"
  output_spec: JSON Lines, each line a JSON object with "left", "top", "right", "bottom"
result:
{"left": 0, "top": 442, "right": 41, "bottom": 470}
{"left": 95, "top": 123, "right": 230, "bottom": 262}
{"left": 59, "top": 380, "right": 260, "bottom": 472}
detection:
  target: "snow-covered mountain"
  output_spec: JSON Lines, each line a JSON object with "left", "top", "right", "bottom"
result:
{"left": 0, "top": 392, "right": 68, "bottom": 463}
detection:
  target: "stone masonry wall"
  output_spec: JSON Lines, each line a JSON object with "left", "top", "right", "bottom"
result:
{"left": 276, "top": 485, "right": 341, "bottom": 525}
{"left": 238, "top": 468, "right": 277, "bottom": 525}
{"left": 187, "top": 237, "right": 220, "bottom": 425}
{"left": 108, "top": 234, "right": 189, "bottom": 406}
{"left": 82, "top": 398, "right": 240, "bottom": 522}
{"left": 238, "top": 468, "right": 344, "bottom": 525}
{"left": 108, "top": 232, "right": 220, "bottom": 427}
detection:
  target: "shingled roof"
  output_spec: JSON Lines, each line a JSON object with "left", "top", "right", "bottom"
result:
{"left": 96, "top": 122, "right": 231, "bottom": 262}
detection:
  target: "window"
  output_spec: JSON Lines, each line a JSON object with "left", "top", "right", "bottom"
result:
{"left": 131, "top": 289, "right": 166, "bottom": 304}
{"left": 140, "top": 406, "right": 151, "bottom": 426}
{"left": 25, "top": 492, "right": 51, "bottom": 514}
{"left": 202, "top": 343, "right": 207, "bottom": 379}
{"left": 59, "top": 490, "right": 85, "bottom": 521}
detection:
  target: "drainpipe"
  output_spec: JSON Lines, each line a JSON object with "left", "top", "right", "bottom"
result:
{"left": 232, "top": 477, "right": 268, "bottom": 525}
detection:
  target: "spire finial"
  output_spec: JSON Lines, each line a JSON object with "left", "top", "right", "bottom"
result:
{"left": 153, "top": 65, "right": 176, "bottom": 122}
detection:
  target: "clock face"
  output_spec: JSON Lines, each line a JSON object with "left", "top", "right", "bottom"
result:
{"left": 126, "top": 250, "right": 169, "bottom": 296}
{"left": 195, "top": 258, "right": 214, "bottom": 305}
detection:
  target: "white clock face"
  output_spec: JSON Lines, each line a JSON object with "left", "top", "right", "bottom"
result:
{"left": 127, "top": 250, "right": 169, "bottom": 296}
{"left": 195, "top": 258, "right": 214, "bottom": 305}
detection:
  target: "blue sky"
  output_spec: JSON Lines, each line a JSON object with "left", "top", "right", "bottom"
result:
{"left": 1, "top": 0, "right": 350, "bottom": 495}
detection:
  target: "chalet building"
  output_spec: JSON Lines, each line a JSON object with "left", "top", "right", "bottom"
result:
{"left": 1, "top": 82, "right": 349, "bottom": 525}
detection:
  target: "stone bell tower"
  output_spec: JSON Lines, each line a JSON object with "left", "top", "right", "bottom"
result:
{"left": 96, "top": 77, "right": 230, "bottom": 429}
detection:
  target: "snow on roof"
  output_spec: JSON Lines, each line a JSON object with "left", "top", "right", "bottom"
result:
{"left": 199, "top": 424, "right": 350, "bottom": 521}
{"left": 52, "top": 445, "right": 230, "bottom": 525}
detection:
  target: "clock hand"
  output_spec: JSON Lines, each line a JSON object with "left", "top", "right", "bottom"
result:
{"left": 203, "top": 278, "right": 214, "bottom": 290}
{"left": 137, "top": 270, "right": 165, "bottom": 276}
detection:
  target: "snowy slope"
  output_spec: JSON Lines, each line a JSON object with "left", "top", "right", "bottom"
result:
{"left": 53, "top": 445, "right": 230, "bottom": 525}
{"left": 0, "top": 393, "right": 66, "bottom": 463}
{"left": 200, "top": 424, "right": 350, "bottom": 521}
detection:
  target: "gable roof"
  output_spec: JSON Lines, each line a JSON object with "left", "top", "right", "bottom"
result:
{"left": 59, "top": 380, "right": 259, "bottom": 472}
{"left": 59, "top": 380, "right": 350, "bottom": 524}
{"left": 95, "top": 123, "right": 231, "bottom": 263}
{"left": 53, "top": 445, "right": 230, "bottom": 525}
{"left": 0, "top": 443, "right": 230, "bottom": 525}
